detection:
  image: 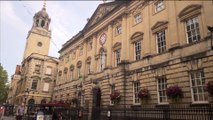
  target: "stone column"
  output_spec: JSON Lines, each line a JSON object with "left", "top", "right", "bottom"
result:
{"left": 121, "top": 13, "right": 128, "bottom": 60}
{"left": 168, "top": 1, "right": 180, "bottom": 49}
{"left": 107, "top": 23, "right": 113, "bottom": 68}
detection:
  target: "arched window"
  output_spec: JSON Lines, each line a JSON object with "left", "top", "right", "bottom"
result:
{"left": 130, "top": 32, "right": 143, "bottom": 60}
{"left": 31, "top": 80, "right": 38, "bottom": 90}
{"left": 36, "top": 19, "right": 39, "bottom": 27}
{"left": 77, "top": 61, "right": 82, "bottom": 78}
{"left": 86, "top": 57, "right": 91, "bottom": 74}
{"left": 46, "top": 23, "right": 49, "bottom": 28}
{"left": 41, "top": 99, "right": 46, "bottom": 104}
{"left": 100, "top": 48, "right": 106, "bottom": 71}
{"left": 41, "top": 20, "right": 45, "bottom": 28}
{"left": 64, "top": 67, "right": 68, "bottom": 81}
{"left": 28, "top": 99, "right": 35, "bottom": 105}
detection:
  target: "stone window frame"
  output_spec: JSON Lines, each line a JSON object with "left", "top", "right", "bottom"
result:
{"left": 65, "top": 55, "right": 70, "bottom": 63}
{"left": 72, "top": 50, "right": 76, "bottom": 60}
{"left": 134, "top": 12, "right": 142, "bottom": 25}
{"left": 115, "top": 49, "right": 121, "bottom": 67}
{"left": 151, "top": 21, "right": 168, "bottom": 54}
{"left": 70, "top": 70, "right": 74, "bottom": 80}
{"left": 133, "top": 81, "right": 141, "bottom": 105}
{"left": 130, "top": 32, "right": 143, "bottom": 61}
{"left": 134, "top": 41, "right": 141, "bottom": 61}
{"left": 156, "top": 76, "right": 168, "bottom": 104}
{"left": 153, "top": 0, "right": 165, "bottom": 14}
{"left": 31, "top": 79, "right": 38, "bottom": 90}
{"left": 43, "top": 82, "right": 50, "bottom": 92}
{"left": 64, "top": 67, "right": 68, "bottom": 81}
{"left": 131, "top": 3, "right": 143, "bottom": 27}
{"left": 110, "top": 85, "right": 115, "bottom": 105}
{"left": 97, "top": 47, "right": 107, "bottom": 72}
{"left": 77, "top": 61, "right": 82, "bottom": 78}
{"left": 45, "top": 66, "right": 52, "bottom": 75}
{"left": 115, "top": 24, "right": 122, "bottom": 35}
{"left": 156, "top": 30, "right": 166, "bottom": 53}
{"left": 185, "top": 17, "right": 201, "bottom": 44}
{"left": 79, "top": 45, "right": 84, "bottom": 56}
{"left": 86, "top": 57, "right": 92, "bottom": 74}
{"left": 189, "top": 70, "right": 208, "bottom": 104}
{"left": 178, "top": 4, "right": 202, "bottom": 44}
{"left": 34, "top": 64, "right": 41, "bottom": 74}
{"left": 113, "top": 19, "right": 122, "bottom": 37}
{"left": 87, "top": 39, "right": 93, "bottom": 51}
{"left": 112, "top": 42, "right": 121, "bottom": 67}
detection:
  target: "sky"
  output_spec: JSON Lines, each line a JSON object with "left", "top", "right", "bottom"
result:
{"left": 0, "top": 1, "right": 103, "bottom": 80}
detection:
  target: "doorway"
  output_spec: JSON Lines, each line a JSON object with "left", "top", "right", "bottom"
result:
{"left": 91, "top": 88, "right": 101, "bottom": 120}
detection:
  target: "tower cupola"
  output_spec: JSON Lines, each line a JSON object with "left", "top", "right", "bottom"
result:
{"left": 33, "top": 0, "right": 51, "bottom": 30}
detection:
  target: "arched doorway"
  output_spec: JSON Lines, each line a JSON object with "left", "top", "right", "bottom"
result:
{"left": 91, "top": 87, "right": 101, "bottom": 120}
{"left": 27, "top": 99, "right": 35, "bottom": 114}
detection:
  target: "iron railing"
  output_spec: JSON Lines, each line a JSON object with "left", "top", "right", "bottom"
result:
{"left": 97, "top": 104, "right": 213, "bottom": 120}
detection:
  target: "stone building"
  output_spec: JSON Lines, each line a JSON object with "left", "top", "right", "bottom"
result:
{"left": 7, "top": 65, "right": 21, "bottom": 104}
{"left": 53, "top": 0, "right": 213, "bottom": 119}
{"left": 8, "top": 3, "right": 58, "bottom": 106}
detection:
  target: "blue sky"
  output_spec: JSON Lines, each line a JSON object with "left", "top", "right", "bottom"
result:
{"left": 0, "top": 1, "right": 102, "bottom": 79}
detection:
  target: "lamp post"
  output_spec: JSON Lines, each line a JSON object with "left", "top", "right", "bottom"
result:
{"left": 207, "top": 26, "right": 213, "bottom": 49}
{"left": 23, "top": 88, "right": 29, "bottom": 118}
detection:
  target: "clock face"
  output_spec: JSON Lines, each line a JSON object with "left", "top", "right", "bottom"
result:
{"left": 99, "top": 33, "right": 107, "bottom": 45}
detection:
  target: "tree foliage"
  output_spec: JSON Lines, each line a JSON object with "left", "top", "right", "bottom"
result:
{"left": 0, "top": 63, "right": 8, "bottom": 104}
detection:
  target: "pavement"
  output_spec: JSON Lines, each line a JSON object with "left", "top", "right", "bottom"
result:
{"left": 1, "top": 116, "right": 16, "bottom": 120}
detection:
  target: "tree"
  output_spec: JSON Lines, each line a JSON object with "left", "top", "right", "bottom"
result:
{"left": 0, "top": 63, "right": 8, "bottom": 104}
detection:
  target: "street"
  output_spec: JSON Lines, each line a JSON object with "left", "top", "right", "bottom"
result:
{"left": 1, "top": 116, "right": 15, "bottom": 120}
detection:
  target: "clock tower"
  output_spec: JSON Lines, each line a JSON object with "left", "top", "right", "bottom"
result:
{"left": 23, "top": 1, "right": 51, "bottom": 60}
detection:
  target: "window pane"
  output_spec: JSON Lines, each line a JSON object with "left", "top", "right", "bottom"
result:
{"left": 185, "top": 17, "right": 200, "bottom": 43}
{"left": 190, "top": 70, "right": 207, "bottom": 102}
{"left": 157, "top": 77, "right": 167, "bottom": 103}
{"left": 156, "top": 31, "right": 166, "bottom": 53}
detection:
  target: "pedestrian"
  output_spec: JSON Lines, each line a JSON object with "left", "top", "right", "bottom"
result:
{"left": 0, "top": 106, "right": 5, "bottom": 120}
{"left": 58, "top": 112, "right": 63, "bottom": 120}
{"left": 16, "top": 103, "right": 24, "bottom": 120}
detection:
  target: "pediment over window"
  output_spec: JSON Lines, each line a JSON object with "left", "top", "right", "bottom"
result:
{"left": 130, "top": 32, "right": 144, "bottom": 43}
{"left": 99, "top": 47, "right": 107, "bottom": 53}
{"left": 45, "top": 58, "right": 59, "bottom": 63}
{"left": 83, "top": 2, "right": 121, "bottom": 30}
{"left": 86, "top": 57, "right": 91, "bottom": 63}
{"left": 64, "top": 67, "right": 68, "bottom": 74}
{"left": 43, "top": 77, "right": 52, "bottom": 82}
{"left": 131, "top": 3, "right": 143, "bottom": 15}
{"left": 178, "top": 4, "right": 202, "bottom": 21}
{"left": 77, "top": 61, "right": 82, "bottom": 68}
{"left": 151, "top": 21, "right": 168, "bottom": 33}
{"left": 58, "top": 70, "right": 62, "bottom": 76}
{"left": 31, "top": 75, "right": 41, "bottom": 79}
{"left": 112, "top": 42, "right": 121, "bottom": 50}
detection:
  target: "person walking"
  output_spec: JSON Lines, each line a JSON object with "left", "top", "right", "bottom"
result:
{"left": 0, "top": 106, "right": 5, "bottom": 120}
{"left": 16, "top": 103, "right": 24, "bottom": 120}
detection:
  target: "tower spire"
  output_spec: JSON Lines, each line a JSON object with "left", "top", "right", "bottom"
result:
{"left": 43, "top": 0, "right": 46, "bottom": 10}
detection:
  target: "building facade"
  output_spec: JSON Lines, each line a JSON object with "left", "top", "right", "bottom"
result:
{"left": 7, "top": 65, "right": 21, "bottom": 104}
{"left": 52, "top": 0, "right": 213, "bottom": 119}
{"left": 7, "top": 4, "right": 58, "bottom": 106}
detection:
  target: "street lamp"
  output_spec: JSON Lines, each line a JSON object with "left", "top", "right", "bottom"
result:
{"left": 23, "top": 88, "right": 29, "bottom": 117}
{"left": 207, "top": 26, "right": 213, "bottom": 49}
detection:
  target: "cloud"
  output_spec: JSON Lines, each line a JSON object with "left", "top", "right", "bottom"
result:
{"left": 0, "top": 1, "right": 101, "bottom": 78}
{"left": 0, "top": 1, "right": 30, "bottom": 32}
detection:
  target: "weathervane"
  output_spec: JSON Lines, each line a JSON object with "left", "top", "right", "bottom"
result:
{"left": 43, "top": 0, "right": 46, "bottom": 10}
